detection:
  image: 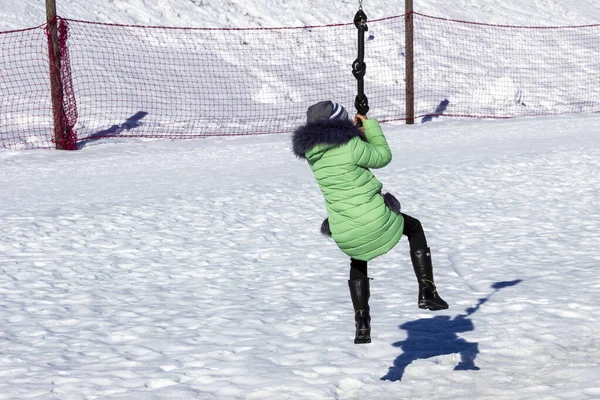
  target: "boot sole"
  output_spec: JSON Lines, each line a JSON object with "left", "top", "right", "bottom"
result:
{"left": 354, "top": 329, "right": 371, "bottom": 344}
{"left": 419, "top": 300, "right": 449, "bottom": 311}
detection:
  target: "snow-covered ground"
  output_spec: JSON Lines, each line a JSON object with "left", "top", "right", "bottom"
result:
{"left": 1, "top": 114, "right": 599, "bottom": 399}
{"left": 2, "top": 0, "right": 600, "bottom": 29}
{"left": 1, "top": 0, "right": 600, "bottom": 399}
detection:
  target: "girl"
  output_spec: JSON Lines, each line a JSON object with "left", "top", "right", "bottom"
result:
{"left": 292, "top": 100, "right": 448, "bottom": 344}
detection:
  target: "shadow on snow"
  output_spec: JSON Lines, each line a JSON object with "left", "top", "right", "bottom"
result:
{"left": 381, "top": 279, "right": 522, "bottom": 382}
{"left": 421, "top": 99, "right": 449, "bottom": 123}
{"left": 78, "top": 111, "right": 148, "bottom": 149}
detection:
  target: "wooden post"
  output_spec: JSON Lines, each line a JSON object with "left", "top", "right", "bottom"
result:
{"left": 46, "top": 0, "right": 66, "bottom": 149}
{"left": 405, "top": 0, "right": 415, "bottom": 124}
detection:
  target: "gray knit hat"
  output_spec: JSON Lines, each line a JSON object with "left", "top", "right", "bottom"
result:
{"left": 306, "top": 101, "right": 349, "bottom": 123}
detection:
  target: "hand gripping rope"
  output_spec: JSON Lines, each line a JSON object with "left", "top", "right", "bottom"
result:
{"left": 352, "top": 2, "right": 369, "bottom": 119}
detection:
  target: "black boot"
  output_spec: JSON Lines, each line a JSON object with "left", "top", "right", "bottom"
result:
{"left": 411, "top": 248, "right": 449, "bottom": 311}
{"left": 348, "top": 278, "right": 371, "bottom": 344}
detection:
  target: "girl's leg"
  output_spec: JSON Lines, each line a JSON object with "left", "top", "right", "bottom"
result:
{"left": 350, "top": 258, "right": 368, "bottom": 280}
{"left": 401, "top": 213, "right": 449, "bottom": 311}
{"left": 348, "top": 258, "right": 370, "bottom": 344}
{"left": 401, "top": 213, "right": 428, "bottom": 252}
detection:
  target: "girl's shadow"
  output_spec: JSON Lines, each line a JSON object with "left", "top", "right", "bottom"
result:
{"left": 381, "top": 280, "right": 522, "bottom": 382}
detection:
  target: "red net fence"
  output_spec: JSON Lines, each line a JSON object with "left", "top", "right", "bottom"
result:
{"left": 413, "top": 14, "right": 600, "bottom": 120}
{"left": 1, "top": 13, "right": 599, "bottom": 150}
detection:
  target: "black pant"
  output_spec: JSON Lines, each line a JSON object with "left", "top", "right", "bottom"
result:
{"left": 350, "top": 213, "right": 427, "bottom": 280}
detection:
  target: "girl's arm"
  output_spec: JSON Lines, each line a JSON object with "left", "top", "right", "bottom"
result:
{"left": 352, "top": 117, "right": 392, "bottom": 169}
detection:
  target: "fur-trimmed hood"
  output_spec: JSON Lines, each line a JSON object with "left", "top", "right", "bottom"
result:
{"left": 292, "top": 118, "right": 365, "bottom": 159}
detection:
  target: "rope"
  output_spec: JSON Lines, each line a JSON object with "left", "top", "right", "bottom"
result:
{"left": 353, "top": 7, "right": 369, "bottom": 118}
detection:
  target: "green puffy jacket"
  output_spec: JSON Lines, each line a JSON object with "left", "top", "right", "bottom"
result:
{"left": 292, "top": 117, "right": 404, "bottom": 261}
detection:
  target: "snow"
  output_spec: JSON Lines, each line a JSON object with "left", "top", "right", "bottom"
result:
{"left": 1, "top": 1, "right": 600, "bottom": 399}
{"left": 2, "top": 114, "right": 599, "bottom": 399}
{"left": 2, "top": 0, "right": 600, "bottom": 29}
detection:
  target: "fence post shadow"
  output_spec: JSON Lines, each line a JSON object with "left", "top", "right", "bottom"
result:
{"left": 381, "top": 279, "right": 522, "bottom": 382}
{"left": 421, "top": 99, "right": 449, "bottom": 123}
{"left": 78, "top": 111, "right": 148, "bottom": 149}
